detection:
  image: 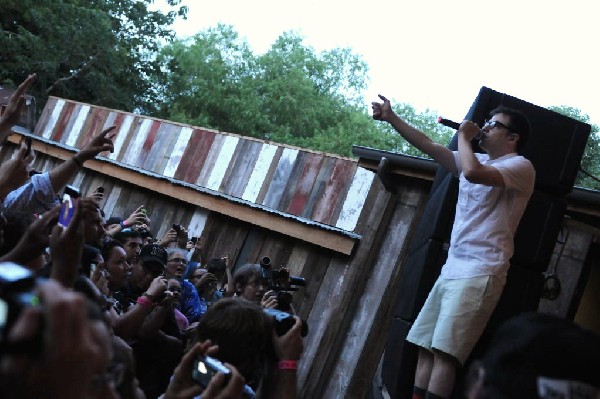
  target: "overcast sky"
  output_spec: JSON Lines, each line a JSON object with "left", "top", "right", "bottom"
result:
{"left": 161, "top": 0, "right": 599, "bottom": 126}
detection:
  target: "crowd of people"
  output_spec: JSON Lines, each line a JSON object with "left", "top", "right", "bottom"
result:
{"left": 0, "top": 74, "right": 304, "bottom": 399}
{"left": 1, "top": 75, "right": 598, "bottom": 399}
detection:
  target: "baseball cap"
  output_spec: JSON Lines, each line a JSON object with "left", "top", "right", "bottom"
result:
{"left": 139, "top": 244, "right": 167, "bottom": 269}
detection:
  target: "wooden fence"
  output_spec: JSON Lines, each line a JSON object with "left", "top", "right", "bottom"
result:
{"left": 0, "top": 97, "right": 436, "bottom": 398}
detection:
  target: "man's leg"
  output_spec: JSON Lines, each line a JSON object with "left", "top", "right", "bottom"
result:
{"left": 427, "top": 351, "right": 457, "bottom": 399}
{"left": 413, "top": 348, "right": 433, "bottom": 398}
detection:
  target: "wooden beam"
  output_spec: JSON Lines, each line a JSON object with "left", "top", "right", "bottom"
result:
{"left": 8, "top": 135, "right": 359, "bottom": 255}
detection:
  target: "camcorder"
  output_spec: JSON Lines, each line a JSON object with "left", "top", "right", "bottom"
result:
{"left": 0, "top": 262, "right": 43, "bottom": 355}
{"left": 259, "top": 256, "right": 306, "bottom": 312}
{"left": 192, "top": 354, "right": 231, "bottom": 388}
{"left": 263, "top": 307, "right": 308, "bottom": 337}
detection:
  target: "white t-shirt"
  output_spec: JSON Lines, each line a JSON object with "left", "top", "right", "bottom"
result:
{"left": 440, "top": 152, "right": 535, "bottom": 280}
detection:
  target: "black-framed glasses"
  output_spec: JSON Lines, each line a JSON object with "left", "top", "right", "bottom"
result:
{"left": 483, "top": 119, "right": 514, "bottom": 132}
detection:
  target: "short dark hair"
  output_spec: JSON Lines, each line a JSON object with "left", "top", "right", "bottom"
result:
{"left": 468, "top": 312, "right": 600, "bottom": 398}
{"left": 490, "top": 106, "right": 532, "bottom": 153}
{"left": 102, "top": 239, "right": 124, "bottom": 262}
{"left": 191, "top": 297, "right": 271, "bottom": 382}
{"left": 113, "top": 228, "right": 142, "bottom": 244}
{"left": 233, "top": 263, "right": 262, "bottom": 290}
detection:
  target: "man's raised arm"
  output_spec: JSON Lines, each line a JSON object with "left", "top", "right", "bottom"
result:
{"left": 372, "top": 94, "right": 458, "bottom": 175}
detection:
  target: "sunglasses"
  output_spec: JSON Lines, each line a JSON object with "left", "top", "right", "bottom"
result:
{"left": 483, "top": 119, "right": 515, "bottom": 132}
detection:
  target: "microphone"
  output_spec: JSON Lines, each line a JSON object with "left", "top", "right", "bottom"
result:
{"left": 437, "top": 117, "right": 483, "bottom": 140}
{"left": 437, "top": 117, "right": 460, "bottom": 130}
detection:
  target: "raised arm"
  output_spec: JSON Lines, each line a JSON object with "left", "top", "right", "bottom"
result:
{"left": 372, "top": 94, "right": 458, "bottom": 175}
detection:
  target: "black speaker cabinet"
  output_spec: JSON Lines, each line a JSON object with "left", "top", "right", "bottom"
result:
{"left": 408, "top": 173, "right": 458, "bottom": 252}
{"left": 458, "top": 86, "right": 591, "bottom": 196}
{"left": 394, "top": 239, "right": 448, "bottom": 321}
{"left": 512, "top": 191, "right": 567, "bottom": 271}
{"left": 382, "top": 318, "right": 417, "bottom": 399}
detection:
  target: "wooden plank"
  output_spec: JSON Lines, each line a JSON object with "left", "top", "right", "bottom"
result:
{"left": 142, "top": 122, "right": 171, "bottom": 172}
{"left": 152, "top": 123, "right": 183, "bottom": 175}
{"left": 196, "top": 133, "right": 225, "bottom": 187}
{"left": 301, "top": 156, "right": 335, "bottom": 219}
{"left": 123, "top": 117, "right": 152, "bottom": 165}
{"left": 51, "top": 101, "right": 75, "bottom": 142}
{"left": 42, "top": 99, "right": 65, "bottom": 139}
{"left": 102, "top": 183, "right": 123, "bottom": 219}
{"left": 285, "top": 153, "right": 324, "bottom": 216}
{"left": 187, "top": 208, "right": 210, "bottom": 239}
{"left": 335, "top": 167, "right": 376, "bottom": 232}
{"left": 109, "top": 114, "right": 135, "bottom": 161}
{"left": 76, "top": 107, "right": 108, "bottom": 149}
{"left": 298, "top": 179, "right": 394, "bottom": 397}
{"left": 164, "top": 125, "right": 192, "bottom": 178}
{"left": 242, "top": 143, "right": 279, "bottom": 203}
{"left": 206, "top": 135, "right": 239, "bottom": 191}
{"left": 34, "top": 97, "right": 56, "bottom": 136}
{"left": 135, "top": 119, "right": 161, "bottom": 168}
{"left": 65, "top": 104, "right": 91, "bottom": 147}
{"left": 312, "top": 159, "right": 357, "bottom": 225}
{"left": 261, "top": 147, "right": 299, "bottom": 209}
{"left": 177, "top": 128, "right": 215, "bottom": 183}
{"left": 255, "top": 147, "right": 283, "bottom": 205}
{"left": 324, "top": 180, "right": 428, "bottom": 398}
{"left": 221, "top": 140, "right": 262, "bottom": 198}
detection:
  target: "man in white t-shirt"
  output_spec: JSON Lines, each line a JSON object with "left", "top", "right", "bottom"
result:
{"left": 372, "top": 95, "right": 535, "bottom": 399}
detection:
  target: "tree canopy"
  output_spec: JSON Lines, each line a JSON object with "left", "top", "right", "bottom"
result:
{"left": 0, "top": 0, "right": 187, "bottom": 112}
{"left": 151, "top": 24, "right": 454, "bottom": 158}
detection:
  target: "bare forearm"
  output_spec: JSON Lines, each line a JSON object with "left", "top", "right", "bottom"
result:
{"left": 138, "top": 306, "right": 169, "bottom": 339}
{"left": 114, "top": 304, "right": 153, "bottom": 339}
{"left": 48, "top": 157, "right": 82, "bottom": 193}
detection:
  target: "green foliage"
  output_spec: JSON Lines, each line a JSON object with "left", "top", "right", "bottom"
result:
{"left": 548, "top": 105, "right": 600, "bottom": 190}
{"left": 0, "top": 0, "right": 187, "bottom": 112}
{"left": 152, "top": 25, "right": 453, "bottom": 158}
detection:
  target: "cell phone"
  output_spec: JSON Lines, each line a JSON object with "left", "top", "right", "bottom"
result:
{"left": 172, "top": 224, "right": 181, "bottom": 233}
{"left": 190, "top": 237, "right": 198, "bottom": 244}
{"left": 96, "top": 186, "right": 104, "bottom": 194}
{"left": 192, "top": 355, "right": 231, "bottom": 388}
{"left": 89, "top": 263, "right": 97, "bottom": 278}
{"left": 58, "top": 185, "right": 81, "bottom": 227}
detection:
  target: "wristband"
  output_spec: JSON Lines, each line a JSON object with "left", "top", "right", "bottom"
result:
{"left": 120, "top": 220, "right": 129, "bottom": 228}
{"left": 136, "top": 295, "right": 154, "bottom": 308}
{"left": 277, "top": 360, "right": 298, "bottom": 371}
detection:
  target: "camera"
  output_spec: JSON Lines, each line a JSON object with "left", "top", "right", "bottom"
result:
{"left": 0, "top": 262, "right": 42, "bottom": 355}
{"left": 263, "top": 308, "right": 308, "bottom": 337}
{"left": 192, "top": 354, "right": 231, "bottom": 388}
{"left": 58, "top": 185, "right": 80, "bottom": 227}
{"left": 190, "top": 236, "right": 198, "bottom": 244}
{"left": 259, "top": 256, "right": 306, "bottom": 312}
{"left": 172, "top": 224, "right": 182, "bottom": 233}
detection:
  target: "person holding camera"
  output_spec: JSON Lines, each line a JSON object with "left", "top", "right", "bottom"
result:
{"left": 372, "top": 95, "right": 535, "bottom": 399}
{"left": 165, "top": 247, "right": 203, "bottom": 324}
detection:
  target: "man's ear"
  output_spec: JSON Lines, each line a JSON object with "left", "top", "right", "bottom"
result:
{"left": 508, "top": 133, "right": 520, "bottom": 146}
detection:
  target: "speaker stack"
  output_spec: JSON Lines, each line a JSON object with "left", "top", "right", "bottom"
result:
{"left": 382, "top": 87, "right": 591, "bottom": 399}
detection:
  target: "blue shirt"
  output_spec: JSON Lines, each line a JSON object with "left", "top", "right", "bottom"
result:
{"left": 2, "top": 172, "right": 59, "bottom": 214}
{"left": 177, "top": 279, "right": 204, "bottom": 323}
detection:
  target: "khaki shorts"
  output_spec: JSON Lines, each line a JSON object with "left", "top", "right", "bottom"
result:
{"left": 405, "top": 275, "right": 505, "bottom": 365}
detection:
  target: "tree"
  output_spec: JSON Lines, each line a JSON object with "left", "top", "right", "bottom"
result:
{"left": 0, "top": 0, "right": 187, "bottom": 113}
{"left": 548, "top": 105, "right": 600, "bottom": 190}
{"left": 152, "top": 25, "right": 453, "bottom": 158}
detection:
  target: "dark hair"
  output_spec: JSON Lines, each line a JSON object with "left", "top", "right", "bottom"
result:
{"left": 102, "top": 239, "right": 124, "bottom": 262}
{"left": 113, "top": 228, "right": 142, "bottom": 244}
{"left": 490, "top": 106, "right": 531, "bottom": 153}
{"left": 81, "top": 244, "right": 102, "bottom": 277}
{"left": 191, "top": 297, "right": 271, "bottom": 382}
{"left": 233, "top": 263, "right": 261, "bottom": 291}
{"left": 0, "top": 211, "right": 35, "bottom": 257}
{"left": 468, "top": 312, "right": 600, "bottom": 398}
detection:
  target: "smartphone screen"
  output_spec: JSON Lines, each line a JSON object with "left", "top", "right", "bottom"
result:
{"left": 58, "top": 185, "right": 80, "bottom": 227}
